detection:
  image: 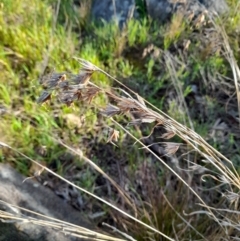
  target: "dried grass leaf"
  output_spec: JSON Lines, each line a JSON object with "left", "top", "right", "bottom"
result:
{"left": 224, "top": 191, "right": 240, "bottom": 206}
{"left": 29, "top": 161, "right": 46, "bottom": 176}
{"left": 81, "top": 86, "right": 100, "bottom": 103}
{"left": 67, "top": 84, "right": 87, "bottom": 90}
{"left": 160, "top": 131, "right": 175, "bottom": 139}
{"left": 117, "top": 98, "right": 138, "bottom": 112}
{"left": 129, "top": 116, "right": 156, "bottom": 125}
{"left": 129, "top": 111, "right": 156, "bottom": 125}
{"left": 72, "top": 70, "right": 93, "bottom": 85}
{"left": 37, "top": 91, "right": 51, "bottom": 104}
{"left": 162, "top": 142, "right": 181, "bottom": 155}
{"left": 136, "top": 94, "right": 146, "bottom": 107}
{"left": 73, "top": 57, "right": 98, "bottom": 72}
{"left": 41, "top": 73, "right": 66, "bottom": 89}
{"left": 141, "top": 117, "right": 156, "bottom": 123}
{"left": 59, "top": 90, "right": 82, "bottom": 106}
{"left": 107, "top": 128, "right": 120, "bottom": 143}
{"left": 102, "top": 104, "right": 121, "bottom": 117}
{"left": 128, "top": 119, "right": 143, "bottom": 125}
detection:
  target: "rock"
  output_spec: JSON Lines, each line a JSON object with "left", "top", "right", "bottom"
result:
{"left": 145, "top": 0, "right": 229, "bottom": 22}
{"left": 199, "top": 0, "right": 229, "bottom": 14}
{"left": 0, "top": 222, "right": 34, "bottom": 241}
{"left": 85, "top": 0, "right": 229, "bottom": 26}
{"left": 145, "top": 0, "right": 174, "bottom": 22}
{"left": 0, "top": 164, "right": 93, "bottom": 241}
{"left": 91, "top": 0, "right": 138, "bottom": 27}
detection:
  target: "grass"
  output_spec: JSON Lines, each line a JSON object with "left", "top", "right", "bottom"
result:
{"left": 1, "top": 0, "right": 240, "bottom": 240}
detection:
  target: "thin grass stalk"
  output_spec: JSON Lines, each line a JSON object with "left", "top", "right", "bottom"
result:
{"left": 161, "top": 191, "right": 207, "bottom": 240}
{"left": 210, "top": 15, "right": 240, "bottom": 128}
{"left": 56, "top": 138, "right": 137, "bottom": 213}
{"left": 0, "top": 201, "right": 123, "bottom": 241}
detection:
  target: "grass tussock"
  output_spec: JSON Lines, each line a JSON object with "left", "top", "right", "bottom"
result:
{"left": 1, "top": 0, "right": 240, "bottom": 240}
{"left": 35, "top": 57, "right": 240, "bottom": 240}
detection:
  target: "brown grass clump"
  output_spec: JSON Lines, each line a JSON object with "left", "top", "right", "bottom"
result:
{"left": 34, "top": 58, "right": 240, "bottom": 240}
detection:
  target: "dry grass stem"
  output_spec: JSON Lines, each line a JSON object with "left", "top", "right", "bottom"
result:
{"left": 0, "top": 200, "right": 124, "bottom": 241}
{"left": 35, "top": 57, "right": 240, "bottom": 238}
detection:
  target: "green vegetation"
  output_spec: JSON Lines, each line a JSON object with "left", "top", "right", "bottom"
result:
{"left": 1, "top": 0, "right": 240, "bottom": 240}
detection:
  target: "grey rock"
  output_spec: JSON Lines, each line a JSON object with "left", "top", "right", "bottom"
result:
{"left": 91, "top": 0, "right": 138, "bottom": 26}
{"left": 145, "top": 0, "right": 229, "bottom": 22}
{"left": 199, "top": 0, "right": 229, "bottom": 14}
{"left": 0, "top": 164, "right": 93, "bottom": 241}
{"left": 145, "top": 0, "right": 173, "bottom": 22}
{"left": 89, "top": 0, "right": 228, "bottom": 26}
